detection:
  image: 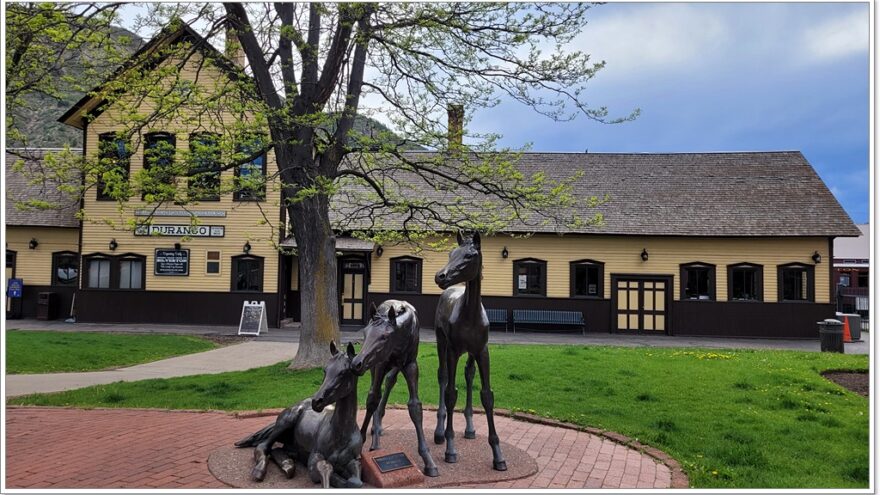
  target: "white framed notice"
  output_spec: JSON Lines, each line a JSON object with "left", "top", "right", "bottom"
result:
{"left": 238, "top": 300, "right": 269, "bottom": 336}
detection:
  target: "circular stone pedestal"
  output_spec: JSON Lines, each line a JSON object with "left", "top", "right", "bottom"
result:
{"left": 208, "top": 428, "right": 538, "bottom": 489}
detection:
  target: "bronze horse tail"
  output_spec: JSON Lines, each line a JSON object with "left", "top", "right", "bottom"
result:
{"left": 234, "top": 423, "right": 276, "bottom": 448}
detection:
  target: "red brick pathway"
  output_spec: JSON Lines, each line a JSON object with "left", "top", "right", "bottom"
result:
{"left": 5, "top": 407, "right": 675, "bottom": 489}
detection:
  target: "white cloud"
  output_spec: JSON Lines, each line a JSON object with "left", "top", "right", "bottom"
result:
{"left": 573, "top": 4, "right": 730, "bottom": 77}
{"left": 800, "top": 9, "right": 869, "bottom": 62}
{"left": 571, "top": 4, "right": 869, "bottom": 81}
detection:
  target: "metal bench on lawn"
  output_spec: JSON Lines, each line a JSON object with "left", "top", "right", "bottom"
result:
{"left": 511, "top": 309, "right": 585, "bottom": 335}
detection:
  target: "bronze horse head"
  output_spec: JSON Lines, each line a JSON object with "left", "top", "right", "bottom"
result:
{"left": 351, "top": 303, "right": 412, "bottom": 375}
{"left": 435, "top": 231, "right": 482, "bottom": 289}
{"left": 312, "top": 341, "right": 357, "bottom": 412}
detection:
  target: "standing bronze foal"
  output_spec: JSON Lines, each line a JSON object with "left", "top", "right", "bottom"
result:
{"left": 351, "top": 300, "right": 439, "bottom": 477}
{"left": 433, "top": 231, "right": 507, "bottom": 471}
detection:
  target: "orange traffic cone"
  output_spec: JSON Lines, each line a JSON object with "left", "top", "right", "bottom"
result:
{"left": 842, "top": 316, "right": 853, "bottom": 343}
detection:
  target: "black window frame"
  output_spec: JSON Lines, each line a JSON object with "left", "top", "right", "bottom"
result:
{"left": 188, "top": 132, "right": 222, "bottom": 201}
{"left": 231, "top": 254, "right": 264, "bottom": 292}
{"left": 117, "top": 253, "right": 147, "bottom": 291}
{"left": 51, "top": 251, "right": 80, "bottom": 287}
{"left": 727, "top": 262, "right": 763, "bottom": 302}
{"left": 96, "top": 132, "right": 131, "bottom": 201}
{"left": 233, "top": 134, "right": 268, "bottom": 202}
{"left": 778, "top": 262, "right": 815, "bottom": 302}
{"left": 390, "top": 256, "right": 423, "bottom": 294}
{"left": 513, "top": 258, "right": 547, "bottom": 297}
{"left": 569, "top": 259, "right": 604, "bottom": 298}
{"left": 142, "top": 131, "right": 177, "bottom": 201}
{"left": 680, "top": 262, "right": 716, "bottom": 301}
{"left": 81, "top": 253, "right": 146, "bottom": 290}
{"left": 82, "top": 253, "right": 113, "bottom": 289}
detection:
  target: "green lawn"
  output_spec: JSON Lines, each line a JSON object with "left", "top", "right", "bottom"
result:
{"left": 7, "top": 344, "right": 868, "bottom": 488}
{"left": 5, "top": 330, "right": 217, "bottom": 374}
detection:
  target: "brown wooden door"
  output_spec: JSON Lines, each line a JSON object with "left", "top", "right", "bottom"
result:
{"left": 613, "top": 276, "right": 671, "bottom": 334}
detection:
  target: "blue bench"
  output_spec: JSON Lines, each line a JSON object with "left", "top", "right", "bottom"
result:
{"left": 512, "top": 309, "right": 585, "bottom": 334}
{"left": 485, "top": 308, "right": 508, "bottom": 331}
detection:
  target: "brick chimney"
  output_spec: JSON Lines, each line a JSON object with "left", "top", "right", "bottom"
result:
{"left": 225, "top": 22, "right": 246, "bottom": 68}
{"left": 447, "top": 104, "right": 464, "bottom": 148}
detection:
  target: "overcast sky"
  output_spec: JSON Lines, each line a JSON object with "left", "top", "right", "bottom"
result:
{"left": 121, "top": 2, "right": 869, "bottom": 224}
{"left": 469, "top": 2, "right": 870, "bottom": 223}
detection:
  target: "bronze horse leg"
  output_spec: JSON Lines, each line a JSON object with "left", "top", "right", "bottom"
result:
{"left": 307, "top": 453, "right": 333, "bottom": 488}
{"left": 463, "top": 355, "right": 477, "bottom": 439}
{"left": 250, "top": 409, "right": 299, "bottom": 481}
{"left": 401, "top": 360, "right": 440, "bottom": 476}
{"left": 434, "top": 334, "right": 449, "bottom": 444}
{"left": 476, "top": 346, "right": 507, "bottom": 471}
{"left": 269, "top": 447, "right": 296, "bottom": 478}
{"left": 360, "top": 364, "right": 388, "bottom": 446}
{"left": 372, "top": 366, "right": 400, "bottom": 442}
{"left": 443, "top": 351, "right": 461, "bottom": 463}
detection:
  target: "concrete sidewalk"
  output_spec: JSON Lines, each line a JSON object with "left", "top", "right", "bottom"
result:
{"left": 5, "top": 340, "right": 298, "bottom": 398}
{"left": 8, "top": 318, "right": 871, "bottom": 353}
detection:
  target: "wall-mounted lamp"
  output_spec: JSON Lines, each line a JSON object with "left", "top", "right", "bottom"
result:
{"left": 811, "top": 251, "right": 822, "bottom": 264}
{"left": 108, "top": 239, "right": 118, "bottom": 251}
{"left": 640, "top": 248, "right": 649, "bottom": 262}
{"left": 243, "top": 241, "right": 252, "bottom": 254}
{"left": 28, "top": 238, "right": 39, "bottom": 250}
{"left": 174, "top": 242, "right": 182, "bottom": 250}
{"left": 501, "top": 246, "right": 509, "bottom": 259}
{"left": 376, "top": 246, "right": 383, "bottom": 257}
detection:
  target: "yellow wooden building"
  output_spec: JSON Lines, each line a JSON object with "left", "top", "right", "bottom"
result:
{"left": 7, "top": 24, "right": 861, "bottom": 338}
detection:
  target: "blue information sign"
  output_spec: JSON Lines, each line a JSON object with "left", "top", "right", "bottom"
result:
{"left": 7, "top": 278, "right": 23, "bottom": 298}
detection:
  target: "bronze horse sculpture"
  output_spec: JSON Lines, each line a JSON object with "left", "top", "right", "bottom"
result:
{"left": 235, "top": 341, "right": 363, "bottom": 488}
{"left": 351, "top": 300, "right": 439, "bottom": 477}
{"left": 434, "top": 231, "right": 507, "bottom": 471}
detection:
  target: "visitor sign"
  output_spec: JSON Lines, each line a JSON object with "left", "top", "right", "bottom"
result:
{"left": 6, "top": 278, "right": 23, "bottom": 298}
{"left": 155, "top": 249, "right": 190, "bottom": 276}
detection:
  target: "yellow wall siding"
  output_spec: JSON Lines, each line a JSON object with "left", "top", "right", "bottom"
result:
{"left": 6, "top": 226, "right": 79, "bottom": 285}
{"left": 368, "top": 234, "right": 831, "bottom": 303}
{"left": 80, "top": 52, "right": 281, "bottom": 293}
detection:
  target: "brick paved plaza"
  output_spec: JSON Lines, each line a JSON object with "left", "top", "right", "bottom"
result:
{"left": 5, "top": 407, "right": 683, "bottom": 489}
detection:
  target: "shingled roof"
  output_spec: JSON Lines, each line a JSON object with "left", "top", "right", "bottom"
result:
{"left": 334, "top": 151, "right": 861, "bottom": 237}
{"left": 5, "top": 149, "right": 81, "bottom": 228}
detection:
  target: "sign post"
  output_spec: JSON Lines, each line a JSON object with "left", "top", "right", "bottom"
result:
{"left": 238, "top": 301, "right": 269, "bottom": 336}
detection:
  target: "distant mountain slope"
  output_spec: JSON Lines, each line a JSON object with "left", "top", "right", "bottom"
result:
{"left": 10, "top": 27, "right": 419, "bottom": 150}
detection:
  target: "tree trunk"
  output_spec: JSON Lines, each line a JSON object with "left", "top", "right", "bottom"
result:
{"left": 287, "top": 192, "right": 340, "bottom": 369}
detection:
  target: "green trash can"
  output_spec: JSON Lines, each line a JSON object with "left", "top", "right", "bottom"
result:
{"left": 818, "top": 319, "right": 844, "bottom": 353}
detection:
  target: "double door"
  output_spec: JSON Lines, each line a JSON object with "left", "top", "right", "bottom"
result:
{"left": 612, "top": 275, "right": 672, "bottom": 334}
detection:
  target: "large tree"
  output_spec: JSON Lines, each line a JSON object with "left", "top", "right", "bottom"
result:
{"left": 8, "top": 3, "right": 635, "bottom": 368}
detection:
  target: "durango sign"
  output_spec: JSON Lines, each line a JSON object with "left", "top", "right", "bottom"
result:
{"left": 134, "top": 224, "right": 225, "bottom": 237}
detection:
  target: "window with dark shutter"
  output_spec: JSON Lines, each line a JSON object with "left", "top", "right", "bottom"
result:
{"left": 680, "top": 262, "right": 716, "bottom": 300}
{"left": 391, "top": 256, "right": 422, "bottom": 293}
{"left": 513, "top": 258, "right": 547, "bottom": 296}
{"left": 570, "top": 259, "right": 604, "bottom": 298}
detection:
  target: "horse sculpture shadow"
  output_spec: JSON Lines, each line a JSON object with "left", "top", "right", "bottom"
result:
{"left": 234, "top": 341, "right": 363, "bottom": 489}
{"left": 351, "top": 300, "right": 440, "bottom": 477}
{"left": 434, "top": 231, "right": 507, "bottom": 471}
